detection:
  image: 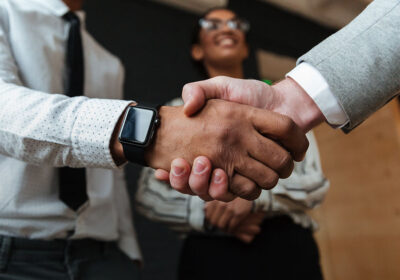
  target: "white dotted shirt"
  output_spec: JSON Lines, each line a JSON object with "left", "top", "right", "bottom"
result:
{"left": 0, "top": 0, "right": 141, "bottom": 260}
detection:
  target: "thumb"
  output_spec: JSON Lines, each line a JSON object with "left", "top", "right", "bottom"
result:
{"left": 154, "top": 169, "right": 170, "bottom": 182}
{"left": 182, "top": 76, "right": 229, "bottom": 116}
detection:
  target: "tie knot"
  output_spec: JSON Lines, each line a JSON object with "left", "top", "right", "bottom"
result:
{"left": 63, "top": 11, "right": 80, "bottom": 24}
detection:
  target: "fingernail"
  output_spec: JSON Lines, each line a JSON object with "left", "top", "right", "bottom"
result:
{"left": 172, "top": 166, "right": 185, "bottom": 176}
{"left": 213, "top": 172, "right": 223, "bottom": 184}
{"left": 194, "top": 159, "right": 207, "bottom": 174}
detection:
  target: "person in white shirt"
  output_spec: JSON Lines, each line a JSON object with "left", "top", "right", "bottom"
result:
{"left": 0, "top": 0, "right": 310, "bottom": 279}
{"left": 155, "top": 0, "right": 400, "bottom": 201}
{"left": 137, "top": 8, "right": 329, "bottom": 280}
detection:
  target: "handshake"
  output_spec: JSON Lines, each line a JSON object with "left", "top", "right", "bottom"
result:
{"left": 134, "top": 76, "right": 325, "bottom": 202}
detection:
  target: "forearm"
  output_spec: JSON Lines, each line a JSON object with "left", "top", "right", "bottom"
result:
{"left": 298, "top": 0, "right": 400, "bottom": 130}
{"left": 0, "top": 80, "right": 131, "bottom": 168}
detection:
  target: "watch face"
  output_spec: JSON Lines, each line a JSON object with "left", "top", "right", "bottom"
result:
{"left": 119, "top": 106, "right": 156, "bottom": 145}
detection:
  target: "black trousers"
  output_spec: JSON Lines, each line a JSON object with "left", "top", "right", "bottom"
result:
{"left": 0, "top": 236, "right": 140, "bottom": 280}
{"left": 179, "top": 216, "right": 323, "bottom": 280}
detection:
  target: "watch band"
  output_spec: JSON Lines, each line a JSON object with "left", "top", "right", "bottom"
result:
{"left": 122, "top": 142, "right": 147, "bottom": 166}
{"left": 120, "top": 102, "right": 160, "bottom": 166}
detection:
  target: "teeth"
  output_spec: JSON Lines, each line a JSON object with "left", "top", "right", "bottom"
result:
{"left": 219, "top": 38, "right": 235, "bottom": 46}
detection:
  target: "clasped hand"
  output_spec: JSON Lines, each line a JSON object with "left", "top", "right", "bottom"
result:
{"left": 148, "top": 76, "right": 311, "bottom": 201}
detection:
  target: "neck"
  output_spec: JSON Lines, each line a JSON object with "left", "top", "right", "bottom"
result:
{"left": 63, "top": 0, "right": 83, "bottom": 11}
{"left": 204, "top": 62, "right": 244, "bottom": 79}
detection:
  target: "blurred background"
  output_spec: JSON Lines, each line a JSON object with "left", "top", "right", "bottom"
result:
{"left": 82, "top": 0, "right": 400, "bottom": 279}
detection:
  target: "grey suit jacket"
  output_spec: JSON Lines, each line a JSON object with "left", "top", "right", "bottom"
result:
{"left": 299, "top": 0, "right": 400, "bottom": 131}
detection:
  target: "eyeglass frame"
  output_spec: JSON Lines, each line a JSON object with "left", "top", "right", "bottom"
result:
{"left": 198, "top": 17, "right": 250, "bottom": 33}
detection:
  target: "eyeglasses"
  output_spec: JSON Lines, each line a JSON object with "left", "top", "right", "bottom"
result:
{"left": 199, "top": 18, "right": 250, "bottom": 33}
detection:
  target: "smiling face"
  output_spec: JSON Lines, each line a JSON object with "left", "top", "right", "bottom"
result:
{"left": 191, "top": 9, "right": 249, "bottom": 68}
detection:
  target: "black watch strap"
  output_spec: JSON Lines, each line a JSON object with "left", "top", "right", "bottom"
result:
{"left": 120, "top": 102, "right": 160, "bottom": 166}
{"left": 122, "top": 142, "right": 147, "bottom": 166}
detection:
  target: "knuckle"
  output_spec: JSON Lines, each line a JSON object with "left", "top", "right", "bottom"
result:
{"left": 259, "top": 173, "right": 279, "bottom": 190}
{"left": 242, "top": 187, "right": 262, "bottom": 201}
{"left": 279, "top": 116, "right": 297, "bottom": 135}
{"left": 233, "top": 180, "right": 258, "bottom": 199}
{"left": 276, "top": 151, "right": 294, "bottom": 175}
{"left": 302, "top": 137, "right": 310, "bottom": 154}
{"left": 213, "top": 75, "right": 228, "bottom": 84}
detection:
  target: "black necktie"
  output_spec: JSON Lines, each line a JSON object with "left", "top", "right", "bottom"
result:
{"left": 59, "top": 12, "right": 88, "bottom": 211}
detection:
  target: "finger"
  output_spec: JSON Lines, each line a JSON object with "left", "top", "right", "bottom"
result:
{"left": 188, "top": 156, "right": 213, "bottom": 201}
{"left": 227, "top": 213, "right": 246, "bottom": 233}
{"left": 204, "top": 201, "right": 217, "bottom": 220}
{"left": 235, "top": 159, "right": 279, "bottom": 191}
{"left": 182, "top": 77, "right": 229, "bottom": 116}
{"left": 216, "top": 208, "right": 234, "bottom": 230}
{"left": 155, "top": 169, "right": 170, "bottom": 182}
{"left": 229, "top": 174, "right": 262, "bottom": 200}
{"left": 234, "top": 224, "right": 261, "bottom": 236}
{"left": 169, "top": 158, "right": 195, "bottom": 195}
{"left": 208, "top": 169, "right": 236, "bottom": 202}
{"left": 235, "top": 233, "right": 256, "bottom": 244}
{"left": 208, "top": 203, "right": 226, "bottom": 226}
{"left": 249, "top": 108, "right": 309, "bottom": 161}
{"left": 248, "top": 133, "right": 294, "bottom": 179}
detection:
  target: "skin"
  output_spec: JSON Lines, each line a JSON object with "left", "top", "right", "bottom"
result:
{"left": 157, "top": 9, "right": 274, "bottom": 242}
{"left": 191, "top": 9, "right": 262, "bottom": 242}
{"left": 191, "top": 9, "right": 248, "bottom": 79}
{"left": 154, "top": 10, "right": 321, "bottom": 240}
{"left": 64, "top": 1, "right": 308, "bottom": 202}
{"left": 144, "top": 100, "right": 307, "bottom": 200}
{"left": 63, "top": 0, "right": 83, "bottom": 11}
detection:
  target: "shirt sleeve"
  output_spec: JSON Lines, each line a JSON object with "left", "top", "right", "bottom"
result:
{"left": 135, "top": 167, "right": 206, "bottom": 233}
{"left": 254, "top": 131, "right": 330, "bottom": 214}
{"left": 0, "top": 17, "right": 131, "bottom": 169}
{"left": 286, "top": 62, "right": 349, "bottom": 128}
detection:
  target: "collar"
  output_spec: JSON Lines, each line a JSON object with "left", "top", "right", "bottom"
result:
{"left": 30, "top": 0, "right": 86, "bottom": 23}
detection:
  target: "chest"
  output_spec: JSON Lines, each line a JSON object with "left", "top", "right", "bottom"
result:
{"left": 6, "top": 8, "right": 124, "bottom": 100}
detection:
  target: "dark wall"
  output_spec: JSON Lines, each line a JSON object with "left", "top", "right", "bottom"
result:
{"left": 83, "top": 1, "right": 335, "bottom": 279}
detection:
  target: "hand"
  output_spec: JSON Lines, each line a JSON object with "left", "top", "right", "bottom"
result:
{"left": 205, "top": 198, "right": 254, "bottom": 233}
{"left": 146, "top": 100, "right": 308, "bottom": 201}
{"left": 182, "top": 76, "right": 325, "bottom": 132}
{"left": 155, "top": 76, "right": 324, "bottom": 199}
{"left": 232, "top": 211, "right": 265, "bottom": 243}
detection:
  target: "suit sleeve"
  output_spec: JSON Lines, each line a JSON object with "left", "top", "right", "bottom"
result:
{"left": 298, "top": 0, "right": 400, "bottom": 131}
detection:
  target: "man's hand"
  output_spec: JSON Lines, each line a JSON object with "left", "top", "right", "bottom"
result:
{"left": 232, "top": 212, "right": 265, "bottom": 243}
{"left": 155, "top": 76, "right": 325, "bottom": 200}
{"left": 205, "top": 198, "right": 254, "bottom": 233}
{"left": 145, "top": 100, "right": 308, "bottom": 201}
{"left": 182, "top": 76, "right": 325, "bottom": 132}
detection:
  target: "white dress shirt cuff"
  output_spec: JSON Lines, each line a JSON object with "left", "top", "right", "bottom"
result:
{"left": 188, "top": 196, "right": 206, "bottom": 232}
{"left": 286, "top": 63, "right": 349, "bottom": 127}
{"left": 71, "top": 98, "right": 132, "bottom": 169}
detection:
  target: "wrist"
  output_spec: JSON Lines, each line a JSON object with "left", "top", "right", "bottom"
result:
{"left": 144, "top": 105, "right": 176, "bottom": 169}
{"left": 110, "top": 104, "right": 137, "bottom": 166}
{"left": 271, "top": 77, "right": 325, "bottom": 132}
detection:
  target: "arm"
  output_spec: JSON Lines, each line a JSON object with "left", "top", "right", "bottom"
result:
{"left": 298, "top": 0, "right": 400, "bottom": 131}
{"left": 0, "top": 18, "right": 129, "bottom": 169}
{"left": 182, "top": 0, "right": 400, "bottom": 131}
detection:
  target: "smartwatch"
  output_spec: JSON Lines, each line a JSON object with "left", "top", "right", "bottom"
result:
{"left": 118, "top": 103, "right": 160, "bottom": 166}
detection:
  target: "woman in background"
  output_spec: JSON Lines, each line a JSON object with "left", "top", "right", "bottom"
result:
{"left": 136, "top": 8, "right": 328, "bottom": 280}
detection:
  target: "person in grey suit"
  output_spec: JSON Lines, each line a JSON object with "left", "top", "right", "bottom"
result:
{"left": 153, "top": 0, "right": 400, "bottom": 200}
